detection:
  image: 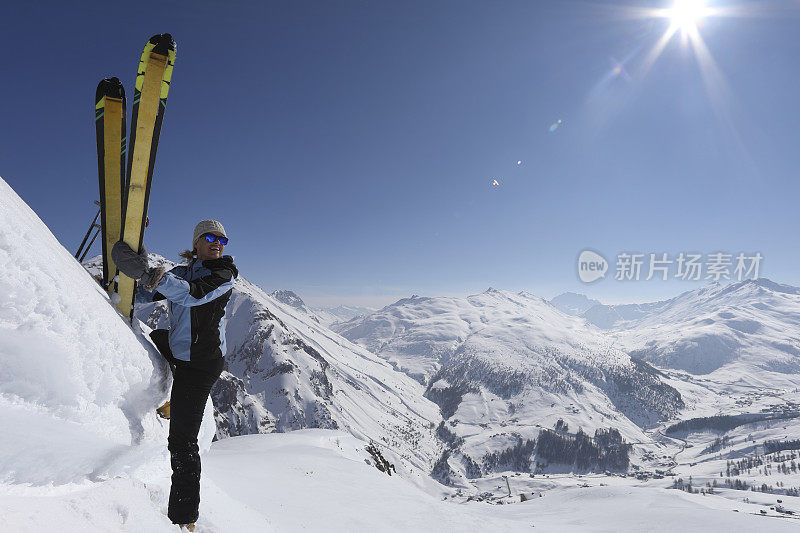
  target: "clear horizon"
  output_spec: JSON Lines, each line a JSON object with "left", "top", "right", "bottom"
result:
{"left": 3, "top": 1, "right": 799, "bottom": 308}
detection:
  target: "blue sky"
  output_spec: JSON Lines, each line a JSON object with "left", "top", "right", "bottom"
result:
{"left": 2, "top": 0, "right": 800, "bottom": 307}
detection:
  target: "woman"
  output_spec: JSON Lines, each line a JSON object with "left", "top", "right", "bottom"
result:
{"left": 112, "top": 219, "right": 238, "bottom": 531}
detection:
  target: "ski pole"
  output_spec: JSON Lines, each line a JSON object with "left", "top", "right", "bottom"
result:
{"left": 79, "top": 226, "right": 101, "bottom": 263}
{"left": 75, "top": 205, "right": 101, "bottom": 258}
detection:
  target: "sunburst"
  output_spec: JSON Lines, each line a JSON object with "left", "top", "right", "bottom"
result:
{"left": 666, "top": 0, "right": 710, "bottom": 33}
{"left": 585, "top": 1, "right": 774, "bottom": 172}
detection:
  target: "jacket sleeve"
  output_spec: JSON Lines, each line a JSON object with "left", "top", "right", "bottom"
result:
{"left": 154, "top": 266, "right": 234, "bottom": 307}
{"left": 152, "top": 265, "right": 183, "bottom": 302}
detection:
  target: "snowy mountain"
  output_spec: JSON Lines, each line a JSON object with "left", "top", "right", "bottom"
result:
{"left": 582, "top": 301, "right": 663, "bottom": 329}
{"left": 269, "top": 289, "right": 319, "bottom": 320}
{"left": 550, "top": 292, "right": 602, "bottom": 316}
{"left": 605, "top": 280, "right": 800, "bottom": 376}
{"left": 547, "top": 291, "right": 663, "bottom": 330}
{"left": 312, "top": 304, "right": 377, "bottom": 327}
{"left": 264, "top": 289, "right": 375, "bottom": 328}
{"left": 335, "top": 289, "right": 686, "bottom": 482}
{"left": 212, "top": 370, "right": 276, "bottom": 437}
{"left": 603, "top": 281, "right": 800, "bottom": 454}
{"left": 551, "top": 282, "right": 800, "bottom": 377}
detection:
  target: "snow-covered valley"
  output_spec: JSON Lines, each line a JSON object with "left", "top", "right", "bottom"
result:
{"left": 2, "top": 173, "right": 800, "bottom": 531}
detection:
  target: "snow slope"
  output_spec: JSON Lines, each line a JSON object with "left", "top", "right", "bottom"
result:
{"left": 10, "top": 428, "right": 795, "bottom": 532}
{"left": 219, "top": 276, "right": 444, "bottom": 484}
{"left": 0, "top": 177, "right": 199, "bottom": 486}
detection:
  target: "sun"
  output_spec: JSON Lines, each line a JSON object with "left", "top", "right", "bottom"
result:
{"left": 668, "top": 0, "right": 708, "bottom": 33}
{"left": 597, "top": 0, "right": 759, "bottom": 171}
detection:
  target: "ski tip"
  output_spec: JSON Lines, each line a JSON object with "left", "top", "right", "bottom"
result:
{"left": 95, "top": 77, "right": 125, "bottom": 102}
{"left": 148, "top": 33, "right": 177, "bottom": 55}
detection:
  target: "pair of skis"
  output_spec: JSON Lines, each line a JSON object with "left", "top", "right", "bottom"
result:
{"left": 95, "top": 34, "right": 176, "bottom": 322}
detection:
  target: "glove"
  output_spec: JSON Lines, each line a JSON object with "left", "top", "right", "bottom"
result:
{"left": 111, "top": 241, "right": 166, "bottom": 291}
{"left": 141, "top": 265, "right": 166, "bottom": 292}
{"left": 111, "top": 241, "right": 147, "bottom": 280}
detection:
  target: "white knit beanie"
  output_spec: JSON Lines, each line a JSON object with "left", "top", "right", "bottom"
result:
{"left": 193, "top": 219, "right": 227, "bottom": 245}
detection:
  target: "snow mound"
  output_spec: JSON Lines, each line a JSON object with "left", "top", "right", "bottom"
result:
{"left": 202, "top": 429, "right": 532, "bottom": 532}
{"left": 0, "top": 177, "right": 178, "bottom": 485}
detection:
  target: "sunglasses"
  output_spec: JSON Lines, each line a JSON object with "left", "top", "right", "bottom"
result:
{"left": 202, "top": 233, "right": 228, "bottom": 245}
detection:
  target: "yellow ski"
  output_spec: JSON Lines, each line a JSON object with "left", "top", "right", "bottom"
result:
{"left": 94, "top": 78, "right": 126, "bottom": 293}
{"left": 116, "top": 34, "right": 177, "bottom": 320}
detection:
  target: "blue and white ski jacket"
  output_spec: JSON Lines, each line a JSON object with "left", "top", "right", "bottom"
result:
{"left": 153, "top": 256, "right": 238, "bottom": 363}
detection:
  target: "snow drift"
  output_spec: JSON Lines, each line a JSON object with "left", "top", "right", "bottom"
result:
{"left": 0, "top": 176, "right": 213, "bottom": 485}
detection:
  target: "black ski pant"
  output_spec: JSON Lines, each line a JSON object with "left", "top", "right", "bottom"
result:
{"left": 150, "top": 329, "right": 223, "bottom": 525}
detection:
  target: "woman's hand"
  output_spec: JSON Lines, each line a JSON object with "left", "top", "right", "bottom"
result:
{"left": 111, "top": 241, "right": 148, "bottom": 279}
{"left": 141, "top": 266, "right": 166, "bottom": 291}
{"left": 111, "top": 241, "right": 165, "bottom": 291}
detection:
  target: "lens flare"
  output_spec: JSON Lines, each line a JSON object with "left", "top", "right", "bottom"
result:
{"left": 587, "top": 1, "right": 765, "bottom": 174}
{"left": 668, "top": 0, "right": 708, "bottom": 33}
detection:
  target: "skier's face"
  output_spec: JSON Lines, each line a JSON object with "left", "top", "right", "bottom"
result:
{"left": 196, "top": 232, "right": 226, "bottom": 260}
